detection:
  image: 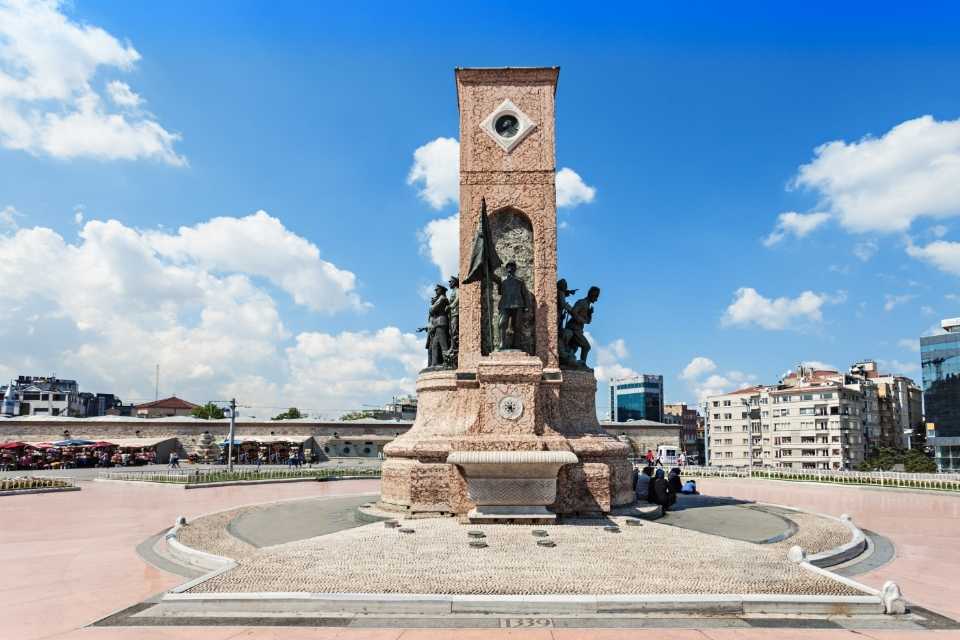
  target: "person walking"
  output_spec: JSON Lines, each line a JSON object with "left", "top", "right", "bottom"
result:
{"left": 169, "top": 451, "right": 180, "bottom": 469}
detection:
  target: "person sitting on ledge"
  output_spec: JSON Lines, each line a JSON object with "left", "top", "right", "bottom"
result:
{"left": 635, "top": 465, "right": 653, "bottom": 501}
{"left": 648, "top": 467, "right": 675, "bottom": 512}
{"left": 668, "top": 467, "right": 684, "bottom": 496}
{"left": 681, "top": 479, "right": 699, "bottom": 495}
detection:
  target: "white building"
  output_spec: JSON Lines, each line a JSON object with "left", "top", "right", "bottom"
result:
{"left": 0, "top": 376, "right": 80, "bottom": 417}
{"left": 705, "top": 368, "right": 868, "bottom": 470}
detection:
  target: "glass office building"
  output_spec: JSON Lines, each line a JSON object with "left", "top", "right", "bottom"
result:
{"left": 609, "top": 375, "right": 664, "bottom": 422}
{"left": 921, "top": 319, "right": 960, "bottom": 471}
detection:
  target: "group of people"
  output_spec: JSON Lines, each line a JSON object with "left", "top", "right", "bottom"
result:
{"left": 636, "top": 465, "right": 698, "bottom": 512}
{"left": 642, "top": 449, "right": 687, "bottom": 469}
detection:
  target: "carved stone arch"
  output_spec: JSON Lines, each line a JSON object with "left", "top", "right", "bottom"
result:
{"left": 483, "top": 206, "right": 536, "bottom": 355}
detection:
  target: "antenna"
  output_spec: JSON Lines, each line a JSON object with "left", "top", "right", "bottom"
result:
{"left": 155, "top": 364, "right": 159, "bottom": 401}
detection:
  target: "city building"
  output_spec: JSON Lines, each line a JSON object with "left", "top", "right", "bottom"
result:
{"left": 663, "top": 402, "right": 700, "bottom": 457}
{"left": 705, "top": 367, "right": 868, "bottom": 470}
{"left": 601, "top": 419, "right": 681, "bottom": 461}
{"left": 0, "top": 376, "right": 80, "bottom": 417}
{"left": 847, "top": 360, "right": 923, "bottom": 449}
{"left": 609, "top": 374, "right": 664, "bottom": 422}
{"left": 134, "top": 396, "right": 200, "bottom": 418}
{"left": 921, "top": 318, "right": 960, "bottom": 471}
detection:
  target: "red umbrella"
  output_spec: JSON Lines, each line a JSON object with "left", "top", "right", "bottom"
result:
{"left": 0, "top": 441, "right": 26, "bottom": 449}
{"left": 92, "top": 441, "right": 115, "bottom": 447}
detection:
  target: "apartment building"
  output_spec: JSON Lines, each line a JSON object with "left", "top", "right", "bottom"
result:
{"left": 663, "top": 402, "right": 700, "bottom": 457}
{"left": 706, "top": 374, "right": 867, "bottom": 469}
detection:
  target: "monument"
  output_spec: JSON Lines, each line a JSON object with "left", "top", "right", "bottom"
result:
{"left": 381, "top": 67, "right": 633, "bottom": 521}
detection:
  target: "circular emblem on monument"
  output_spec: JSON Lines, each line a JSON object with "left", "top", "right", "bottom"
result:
{"left": 497, "top": 395, "right": 524, "bottom": 420}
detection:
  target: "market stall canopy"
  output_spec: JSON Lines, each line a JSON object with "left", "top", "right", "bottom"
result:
{"left": 0, "top": 441, "right": 27, "bottom": 449}
{"left": 51, "top": 439, "right": 95, "bottom": 446}
{"left": 92, "top": 441, "right": 115, "bottom": 447}
{"left": 223, "top": 435, "right": 313, "bottom": 445}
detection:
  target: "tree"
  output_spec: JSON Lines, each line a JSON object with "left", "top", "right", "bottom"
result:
{"left": 192, "top": 403, "right": 225, "bottom": 420}
{"left": 858, "top": 447, "right": 937, "bottom": 473}
{"left": 904, "top": 449, "right": 937, "bottom": 473}
{"left": 340, "top": 410, "right": 376, "bottom": 421}
{"left": 272, "top": 407, "right": 303, "bottom": 421}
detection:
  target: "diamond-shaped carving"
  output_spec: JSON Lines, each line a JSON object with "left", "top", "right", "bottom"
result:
{"left": 480, "top": 99, "right": 537, "bottom": 153}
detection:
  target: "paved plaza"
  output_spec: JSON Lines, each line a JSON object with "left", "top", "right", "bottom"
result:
{"left": 2, "top": 476, "right": 960, "bottom": 639}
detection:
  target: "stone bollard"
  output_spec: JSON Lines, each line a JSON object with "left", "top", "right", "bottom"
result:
{"left": 881, "top": 581, "right": 907, "bottom": 615}
{"left": 175, "top": 515, "right": 187, "bottom": 526}
{"left": 787, "top": 545, "right": 806, "bottom": 563}
{"left": 840, "top": 513, "right": 852, "bottom": 522}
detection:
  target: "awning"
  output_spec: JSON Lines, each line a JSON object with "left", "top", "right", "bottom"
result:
{"left": 51, "top": 439, "right": 95, "bottom": 446}
{"left": 0, "top": 441, "right": 27, "bottom": 449}
{"left": 228, "top": 435, "right": 312, "bottom": 444}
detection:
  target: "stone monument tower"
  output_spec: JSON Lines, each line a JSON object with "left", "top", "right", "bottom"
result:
{"left": 381, "top": 67, "right": 633, "bottom": 521}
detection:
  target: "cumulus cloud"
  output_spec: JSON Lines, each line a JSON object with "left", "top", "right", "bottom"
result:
{"left": 556, "top": 167, "right": 596, "bottom": 207}
{"left": 763, "top": 211, "right": 830, "bottom": 247}
{"left": 592, "top": 336, "right": 639, "bottom": 382}
{"left": 721, "top": 287, "right": 842, "bottom": 331}
{"left": 680, "top": 356, "right": 717, "bottom": 381}
{"left": 878, "top": 359, "right": 920, "bottom": 375}
{"left": 0, "top": 0, "right": 184, "bottom": 165}
{"left": 791, "top": 115, "right": 960, "bottom": 233}
{"left": 680, "top": 356, "right": 755, "bottom": 404}
{"left": 407, "top": 137, "right": 459, "bottom": 209}
{"left": 145, "top": 211, "right": 366, "bottom": 314}
{"left": 418, "top": 213, "right": 459, "bottom": 280}
{"left": 907, "top": 239, "right": 960, "bottom": 276}
{"left": 0, "top": 212, "right": 405, "bottom": 415}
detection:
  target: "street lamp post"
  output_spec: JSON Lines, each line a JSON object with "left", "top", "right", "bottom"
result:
{"left": 227, "top": 398, "right": 236, "bottom": 472}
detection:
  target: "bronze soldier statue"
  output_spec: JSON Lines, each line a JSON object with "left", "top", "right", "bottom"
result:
{"left": 418, "top": 284, "right": 450, "bottom": 368}
{"left": 564, "top": 286, "right": 600, "bottom": 368}
{"left": 557, "top": 278, "right": 578, "bottom": 365}
{"left": 494, "top": 261, "right": 529, "bottom": 351}
{"left": 444, "top": 276, "right": 459, "bottom": 367}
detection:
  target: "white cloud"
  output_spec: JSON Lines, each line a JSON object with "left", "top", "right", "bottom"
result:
{"left": 898, "top": 338, "right": 920, "bottom": 353}
{"left": 0, "top": 205, "right": 22, "bottom": 230}
{"left": 907, "top": 239, "right": 960, "bottom": 276}
{"left": 407, "top": 137, "right": 459, "bottom": 209}
{"left": 0, "top": 212, "right": 404, "bottom": 415}
{"left": 852, "top": 240, "right": 877, "bottom": 262}
{"left": 418, "top": 212, "right": 459, "bottom": 280}
{"left": 106, "top": 80, "right": 141, "bottom": 108}
{"left": 73, "top": 206, "right": 83, "bottom": 225}
{"left": 763, "top": 211, "right": 830, "bottom": 247}
{"left": 680, "top": 356, "right": 755, "bottom": 404}
{"left": 556, "top": 167, "right": 596, "bottom": 207}
{"left": 921, "top": 305, "right": 936, "bottom": 316}
{"left": 680, "top": 356, "right": 716, "bottom": 381}
{"left": 721, "top": 287, "right": 840, "bottom": 331}
{"left": 0, "top": 0, "right": 183, "bottom": 165}
{"left": 792, "top": 115, "right": 960, "bottom": 233}
{"left": 145, "top": 211, "right": 366, "bottom": 314}
{"left": 587, "top": 333, "right": 638, "bottom": 382}
{"left": 931, "top": 225, "right": 949, "bottom": 238}
{"left": 883, "top": 293, "right": 915, "bottom": 312}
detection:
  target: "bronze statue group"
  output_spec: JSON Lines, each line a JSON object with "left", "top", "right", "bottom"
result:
{"left": 418, "top": 269, "right": 601, "bottom": 370}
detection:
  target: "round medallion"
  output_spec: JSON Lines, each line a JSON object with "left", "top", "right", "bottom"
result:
{"left": 494, "top": 114, "right": 520, "bottom": 138}
{"left": 497, "top": 395, "right": 524, "bottom": 420}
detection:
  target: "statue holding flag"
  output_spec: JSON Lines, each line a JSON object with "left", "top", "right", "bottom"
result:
{"left": 463, "top": 198, "right": 501, "bottom": 354}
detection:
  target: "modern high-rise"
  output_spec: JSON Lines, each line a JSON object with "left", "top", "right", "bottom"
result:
{"left": 609, "top": 375, "right": 663, "bottom": 422}
{"left": 921, "top": 318, "right": 960, "bottom": 471}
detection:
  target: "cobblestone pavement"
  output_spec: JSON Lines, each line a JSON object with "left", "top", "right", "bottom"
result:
{"left": 770, "top": 509, "right": 852, "bottom": 554}
{"left": 176, "top": 506, "right": 257, "bottom": 560}
{"left": 186, "top": 514, "right": 863, "bottom": 596}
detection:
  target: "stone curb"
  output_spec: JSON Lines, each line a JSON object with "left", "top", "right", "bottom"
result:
{"left": 758, "top": 502, "right": 869, "bottom": 567}
{"left": 0, "top": 485, "right": 81, "bottom": 497}
{"left": 158, "top": 591, "right": 886, "bottom": 616}
{"left": 807, "top": 513, "right": 868, "bottom": 568}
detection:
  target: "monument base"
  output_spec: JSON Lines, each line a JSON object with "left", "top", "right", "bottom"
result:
{"left": 381, "top": 363, "right": 634, "bottom": 520}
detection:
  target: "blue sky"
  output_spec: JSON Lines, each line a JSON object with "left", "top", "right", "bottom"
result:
{"left": 2, "top": 1, "right": 959, "bottom": 416}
